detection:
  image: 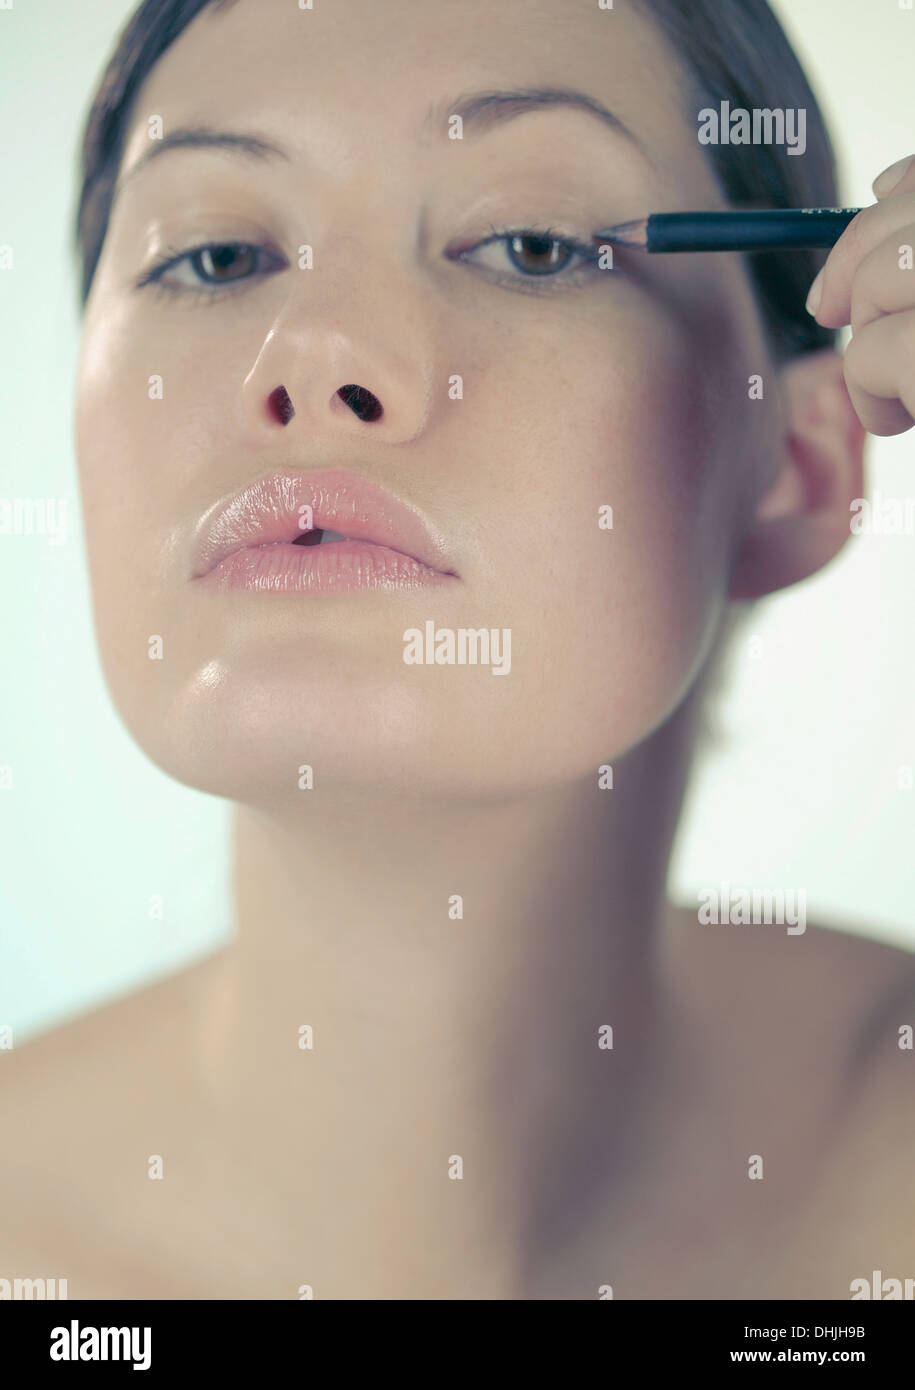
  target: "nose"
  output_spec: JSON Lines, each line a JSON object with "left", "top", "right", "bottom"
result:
{"left": 267, "top": 382, "right": 384, "bottom": 427}
{"left": 241, "top": 240, "right": 436, "bottom": 447}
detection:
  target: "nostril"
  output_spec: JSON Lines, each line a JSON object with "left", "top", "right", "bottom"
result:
{"left": 338, "top": 384, "right": 383, "bottom": 422}
{"left": 268, "top": 385, "right": 295, "bottom": 425}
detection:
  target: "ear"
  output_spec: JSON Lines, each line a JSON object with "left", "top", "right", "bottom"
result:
{"left": 728, "top": 348, "right": 866, "bottom": 600}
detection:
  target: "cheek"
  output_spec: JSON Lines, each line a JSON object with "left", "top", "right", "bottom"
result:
{"left": 472, "top": 305, "right": 745, "bottom": 778}
{"left": 74, "top": 305, "right": 239, "bottom": 774}
{"left": 76, "top": 286, "right": 260, "bottom": 600}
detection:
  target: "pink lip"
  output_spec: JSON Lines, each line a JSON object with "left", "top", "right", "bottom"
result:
{"left": 191, "top": 469, "right": 459, "bottom": 593}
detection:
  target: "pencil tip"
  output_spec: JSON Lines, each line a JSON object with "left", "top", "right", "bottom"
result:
{"left": 594, "top": 218, "right": 647, "bottom": 247}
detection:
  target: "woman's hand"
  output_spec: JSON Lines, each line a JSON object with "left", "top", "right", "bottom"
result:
{"left": 806, "top": 154, "right": 915, "bottom": 437}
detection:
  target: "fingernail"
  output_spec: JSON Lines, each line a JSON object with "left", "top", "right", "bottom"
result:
{"left": 872, "top": 154, "right": 914, "bottom": 197}
{"left": 805, "top": 267, "right": 825, "bottom": 317}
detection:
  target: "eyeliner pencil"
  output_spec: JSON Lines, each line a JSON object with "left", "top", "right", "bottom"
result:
{"left": 596, "top": 207, "right": 862, "bottom": 253}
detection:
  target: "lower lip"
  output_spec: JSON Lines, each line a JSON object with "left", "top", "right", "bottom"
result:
{"left": 197, "top": 540, "right": 456, "bottom": 593}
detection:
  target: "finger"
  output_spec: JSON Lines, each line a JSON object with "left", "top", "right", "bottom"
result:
{"left": 872, "top": 153, "right": 915, "bottom": 200}
{"left": 849, "top": 220, "right": 915, "bottom": 333}
{"left": 842, "top": 308, "right": 915, "bottom": 436}
{"left": 807, "top": 193, "right": 915, "bottom": 328}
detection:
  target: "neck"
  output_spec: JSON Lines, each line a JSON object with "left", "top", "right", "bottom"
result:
{"left": 194, "top": 692, "right": 702, "bottom": 1295}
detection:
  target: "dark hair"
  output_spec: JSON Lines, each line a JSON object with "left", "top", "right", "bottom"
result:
{"left": 74, "top": 0, "right": 838, "bottom": 361}
{"left": 74, "top": 0, "right": 235, "bottom": 308}
{"left": 637, "top": 0, "right": 839, "bottom": 360}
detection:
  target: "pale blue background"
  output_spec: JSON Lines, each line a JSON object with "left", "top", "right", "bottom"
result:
{"left": 1, "top": 0, "right": 913, "bottom": 1044}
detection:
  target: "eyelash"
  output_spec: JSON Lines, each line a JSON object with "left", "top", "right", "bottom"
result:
{"left": 134, "top": 225, "right": 610, "bottom": 305}
{"left": 462, "top": 223, "right": 607, "bottom": 294}
{"left": 135, "top": 243, "right": 283, "bottom": 306}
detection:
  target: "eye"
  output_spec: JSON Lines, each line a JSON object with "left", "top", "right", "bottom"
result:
{"left": 457, "top": 224, "right": 606, "bottom": 291}
{"left": 136, "top": 241, "right": 287, "bottom": 297}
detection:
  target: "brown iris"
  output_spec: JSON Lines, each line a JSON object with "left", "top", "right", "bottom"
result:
{"left": 191, "top": 244, "right": 258, "bottom": 283}
{"left": 505, "top": 234, "right": 575, "bottom": 275}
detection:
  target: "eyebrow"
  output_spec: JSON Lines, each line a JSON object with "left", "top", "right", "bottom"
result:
{"left": 113, "top": 129, "right": 290, "bottom": 202}
{"left": 112, "top": 86, "right": 647, "bottom": 201}
{"left": 426, "top": 86, "right": 647, "bottom": 153}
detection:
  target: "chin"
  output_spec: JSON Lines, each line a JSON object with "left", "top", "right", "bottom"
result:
{"left": 105, "top": 660, "right": 502, "bottom": 805}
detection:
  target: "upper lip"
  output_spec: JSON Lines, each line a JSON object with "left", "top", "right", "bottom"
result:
{"left": 191, "top": 467, "right": 458, "bottom": 579}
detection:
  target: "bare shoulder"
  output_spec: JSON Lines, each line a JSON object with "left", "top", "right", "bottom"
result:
{"left": 668, "top": 898, "right": 915, "bottom": 1072}
{"left": 0, "top": 953, "right": 224, "bottom": 1271}
{"left": 777, "top": 922, "right": 915, "bottom": 1288}
{"left": 668, "top": 901, "right": 915, "bottom": 1289}
{"left": 0, "top": 951, "right": 220, "bottom": 1097}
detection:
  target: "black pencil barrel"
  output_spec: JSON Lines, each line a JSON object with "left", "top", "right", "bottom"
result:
{"left": 645, "top": 208, "right": 861, "bottom": 252}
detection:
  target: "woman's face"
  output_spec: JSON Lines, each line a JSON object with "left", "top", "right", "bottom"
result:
{"left": 75, "top": 0, "right": 777, "bottom": 803}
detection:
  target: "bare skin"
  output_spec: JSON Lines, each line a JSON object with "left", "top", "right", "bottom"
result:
{"left": 2, "top": 902, "right": 913, "bottom": 1299}
{"left": 3, "top": 0, "right": 914, "bottom": 1300}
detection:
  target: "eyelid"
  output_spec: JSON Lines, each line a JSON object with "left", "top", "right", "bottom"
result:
{"left": 475, "top": 221, "right": 599, "bottom": 252}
